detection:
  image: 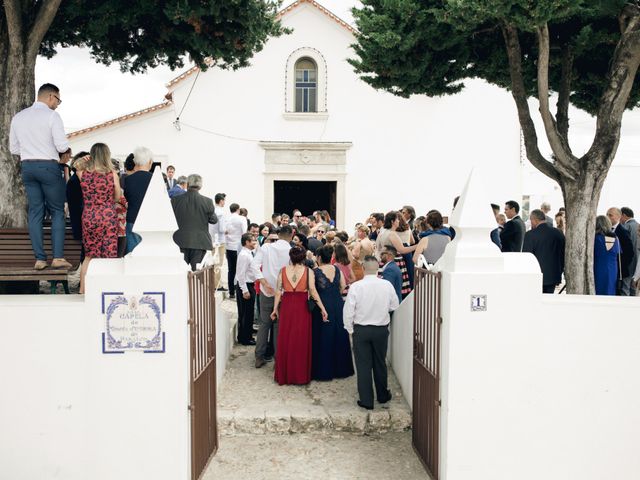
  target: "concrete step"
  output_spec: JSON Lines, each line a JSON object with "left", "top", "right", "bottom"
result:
{"left": 217, "top": 345, "right": 412, "bottom": 436}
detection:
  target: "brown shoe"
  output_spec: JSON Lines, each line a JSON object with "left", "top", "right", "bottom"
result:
{"left": 255, "top": 357, "right": 266, "bottom": 369}
{"left": 51, "top": 258, "right": 73, "bottom": 269}
{"left": 34, "top": 260, "right": 47, "bottom": 270}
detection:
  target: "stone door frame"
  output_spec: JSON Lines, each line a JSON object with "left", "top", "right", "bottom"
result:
{"left": 259, "top": 141, "right": 352, "bottom": 228}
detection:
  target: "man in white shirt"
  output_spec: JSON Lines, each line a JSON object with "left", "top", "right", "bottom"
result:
{"left": 251, "top": 225, "right": 293, "bottom": 368}
{"left": 235, "top": 233, "right": 258, "bottom": 345}
{"left": 225, "top": 202, "right": 247, "bottom": 298}
{"left": 9, "top": 83, "right": 72, "bottom": 270}
{"left": 211, "top": 193, "right": 227, "bottom": 290}
{"left": 344, "top": 256, "right": 400, "bottom": 410}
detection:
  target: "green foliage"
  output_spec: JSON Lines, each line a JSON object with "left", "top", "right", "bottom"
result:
{"left": 41, "top": 0, "right": 287, "bottom": 73}
{"left": 350, "top": 0, "right": 640, "bottom": 115}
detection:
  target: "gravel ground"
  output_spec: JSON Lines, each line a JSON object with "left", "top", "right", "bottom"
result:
{"left": 202, "top": 431, "right": 431, "bottom": 480}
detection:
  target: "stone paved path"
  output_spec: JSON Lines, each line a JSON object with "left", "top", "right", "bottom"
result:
{"left": 204, "top": 298, "right": 430, "bottom": 478}
{"left": 202, "top": 431, "right": 430, "bottom": 480}
{"left": 217, "top": 342, "right": 412, "bottom": 435}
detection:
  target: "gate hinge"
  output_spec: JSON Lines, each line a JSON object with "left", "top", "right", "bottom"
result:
{"left": 188, "top": 404, "right": 194, "bottom": 411}
{"left": 187, "top": 319, "right": 194, "bottom": 326}
{"left": 437, "top": 399, "right": 442, "bottom": 407}
{"left": 438, "top": 317, "right": 443, "bottom": 324}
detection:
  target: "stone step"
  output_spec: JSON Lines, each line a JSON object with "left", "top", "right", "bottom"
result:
{"left": 217, "top": 345, "right": 412, "bottom": 436}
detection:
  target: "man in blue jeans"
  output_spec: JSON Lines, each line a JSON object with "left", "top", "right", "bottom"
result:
{"left": 10, "top": 83, "right": 73, "bottom": 270}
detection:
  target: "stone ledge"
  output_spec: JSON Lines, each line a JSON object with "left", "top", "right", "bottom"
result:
{"left": 218, "top": 404, "right": 410, "bottom": 436}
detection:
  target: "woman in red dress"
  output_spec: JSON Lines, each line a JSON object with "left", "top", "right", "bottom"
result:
{"left": 77, "top": 143, "right": 122, "bottom": 294}
{"left": 271, "top": 246, "right": 327, "bottom": 385}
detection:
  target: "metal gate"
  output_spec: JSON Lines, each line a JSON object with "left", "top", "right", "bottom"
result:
{"left": 413, "top": 268, "right": 442, "bottom": 479}
{"left": 188, "top": 266, "right": 218, "bottom": 480}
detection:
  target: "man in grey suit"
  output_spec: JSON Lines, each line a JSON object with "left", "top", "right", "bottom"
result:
{"left": 171, "top": 174, "right": 218, "bottom": 271}
{"left": 621, "top": 207, "right": 639, "bottom": 296}
{"left": 540, "top": 202, "right": 554, "bottom": 227}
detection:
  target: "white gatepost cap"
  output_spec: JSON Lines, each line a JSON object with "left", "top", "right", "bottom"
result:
{"left": 434, "top": 168, "right": 504, "bottom": 273}
{"left": 126, "top": 167, "right": 186, "bottom": 273}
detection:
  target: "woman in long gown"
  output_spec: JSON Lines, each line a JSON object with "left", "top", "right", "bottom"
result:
{"left": 312, "top": 245, "right": 355, "bottom": 381}
{"left": 594, "top": 215, "right": 621, "bottom": 295}
{"left": 271, "top": 246, "right": 327, "bottom": 385}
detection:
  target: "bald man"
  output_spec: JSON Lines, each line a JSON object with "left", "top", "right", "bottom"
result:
{"left": 607, "top": 207, "right": 635, "bottom": 295}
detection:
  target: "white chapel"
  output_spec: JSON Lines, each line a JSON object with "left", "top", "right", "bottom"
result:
{"left": 67, "top": 0, "right": 640, "bottom": 227}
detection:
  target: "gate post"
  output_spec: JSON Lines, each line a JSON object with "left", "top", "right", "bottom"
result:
{"left": 83, "top": 169, "right": 192, "bottom": 480}
{"left": 416, "top": 169, "right": 509, "bottom": 479}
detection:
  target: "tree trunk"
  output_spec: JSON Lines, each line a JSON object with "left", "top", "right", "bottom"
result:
{"left": 0, "top": 39, "right": 36, "bottom": 228}
{"left": 561, "top": 168, "right": 605, "bottom": 295}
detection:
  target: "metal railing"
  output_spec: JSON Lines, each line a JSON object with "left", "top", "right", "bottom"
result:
{"left": 188, "top": 266, "right": 218, "bottom": 480}
{"left": 412, "top": 267, "right": 442, "bottom": 480}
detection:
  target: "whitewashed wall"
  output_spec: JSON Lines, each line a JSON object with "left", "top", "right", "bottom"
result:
{"left": 0, "top": 296, "right": 87, "bottom": 480}
{"left": 438, "top": 254, "right": 640, "bottom": 480}
{"left": 389, "top": 291, "right": 414, "bottom": 410}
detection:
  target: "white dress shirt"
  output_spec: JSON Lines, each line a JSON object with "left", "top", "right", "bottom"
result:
{"left": 235, "top": 247, "right": 258, "bottom": 294}
{"left": 9, "top": 102, "right": 69, "bottom": 160}
{"left": 250, "top": 239, "right": 291, "bottom": 297}
{"left": 343, "top": 275, "right": 400, "bottom": 334}
{"left": 209, "top": 205, "right": 226, "bottom": 245}
{"left": 225, "top": 213, "right": 247, "bottom": 251}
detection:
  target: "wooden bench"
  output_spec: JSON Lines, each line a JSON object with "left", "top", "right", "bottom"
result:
{"left": 0, "top": 227, "right": 82, "bottom": 294}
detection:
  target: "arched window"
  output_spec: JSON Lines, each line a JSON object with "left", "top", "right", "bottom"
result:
{"left": 295, "top": 58, "right": 317, "bottom": 113}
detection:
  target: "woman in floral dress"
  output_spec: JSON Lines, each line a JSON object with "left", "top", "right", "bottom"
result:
{"left": 77, "top": 143, "right": 122, "bottom": 294}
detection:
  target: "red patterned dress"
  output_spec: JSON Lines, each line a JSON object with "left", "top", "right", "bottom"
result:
{"left": 80, "top": 170, "right": 118, "bottom": 258}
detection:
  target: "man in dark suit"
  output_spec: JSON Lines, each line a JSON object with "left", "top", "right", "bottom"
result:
{"left": 168, "top": 175, "right": 187, "bottom": 198}
{"left": 166, "top": 165, "right": 177, "bottom": 189}
{"left": 607, "top": 207, "right": 634, "bottom": 295}
{"left": 523, "top": 209, "right": 565, "bottom": 293}
{"left": 500, "top": 200, "right": 526, "bottom": 252}
{"left": 380, "top": 246, "right": 402, "bottom": 303}
{"left": 621, "top": 207, "right": 639, "bottom": 296}
{"left": 171, "top": 174, "right": 218, "bottom": 271}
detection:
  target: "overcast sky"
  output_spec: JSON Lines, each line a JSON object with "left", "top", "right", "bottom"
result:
{"left": 35, "top": 0, "right": 358, "bottom": 132}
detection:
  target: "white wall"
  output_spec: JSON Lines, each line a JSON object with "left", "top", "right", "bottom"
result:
{"left": 439, "top": 253, "right": 640, "bottom": 480}
{"left": 389, "top": 291, "right": 414, "bottom": 410}
{"left": 0, "top": 296, "right": 87, "bottom": 480}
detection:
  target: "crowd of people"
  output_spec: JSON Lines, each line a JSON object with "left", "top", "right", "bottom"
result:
{"left": 9, "top": 82, "right": 640, "bottom": 409}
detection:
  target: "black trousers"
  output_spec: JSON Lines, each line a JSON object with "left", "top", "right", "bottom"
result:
{"left": 235, "top": 282, "right": 255, "bottom": 344}
{"left": 226, "top": 249, "right": 238, "bottom": 296}
{"left": 181, "top": 248, "right": 206, "bottom": 271}
{"left": 542, "top": 284, "right": 555, "bottom": 294}
{"left": 352, "top": 324, "right": 390, "bottom": 407}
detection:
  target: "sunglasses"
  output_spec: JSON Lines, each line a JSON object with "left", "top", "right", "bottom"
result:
{"left": 317, "top": 230, "right": 325, "bottom": 234}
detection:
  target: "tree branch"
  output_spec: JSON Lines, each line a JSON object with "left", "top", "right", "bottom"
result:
{"left": 536, "top": 24, "right": 579, "bottom": 181}
{"left": 501, "top": 23, "right": 559, "bottom": 183}
{"left": 26, "top": 0, "right": 62, "bottom": 61}
{"left": 588, "top": 4, "right": 640, "bottom": 167}
{"left": 3, "top": 0, "right": 24, "bottom": 51}
{"left": 556, "top": 43, "right": 573, "bottom": 144}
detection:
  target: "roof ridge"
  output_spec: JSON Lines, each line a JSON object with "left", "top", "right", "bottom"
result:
{"left": 165, "top": 0, "right": 355, "bottom": 89}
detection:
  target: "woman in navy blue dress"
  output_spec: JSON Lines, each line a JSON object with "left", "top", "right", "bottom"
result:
{"left": 594, "top": 215, "right": 621, "bottom": 295}
{"left": 312, "top": 245, "right": 355, "bottom": 381}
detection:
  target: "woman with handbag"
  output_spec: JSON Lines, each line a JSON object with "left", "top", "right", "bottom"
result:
{"left": 271, "top": 246, "right": 327, "bottom": 385}
{"left": 312, "top": 245, "right": 355, "bottom": 381}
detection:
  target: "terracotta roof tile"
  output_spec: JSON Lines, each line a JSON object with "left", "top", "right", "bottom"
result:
{"left": 67, "top": 101, "right": 172, "bottom": 139}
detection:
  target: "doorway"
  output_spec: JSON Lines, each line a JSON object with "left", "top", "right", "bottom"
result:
{"left": 273, "top": 180, "right": 337, "bottom": 222}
